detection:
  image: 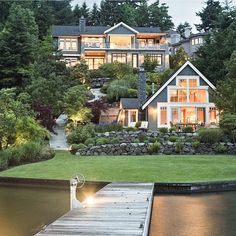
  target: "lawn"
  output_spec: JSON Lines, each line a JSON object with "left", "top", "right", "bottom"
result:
{"left": 0, "top": 151, "right": 236, "bottom": 182}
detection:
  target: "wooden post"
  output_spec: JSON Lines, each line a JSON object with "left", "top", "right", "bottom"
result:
{"left": 70, "top": 178, "right": 84, "bottom": 210}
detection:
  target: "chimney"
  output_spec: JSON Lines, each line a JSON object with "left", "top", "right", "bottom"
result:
{"left": 79, "top": 16, "right": 86, "bottom": 32}
{"left": 138, "top": 66, "right": 147, "bottom": 108}
{"left": 184, "top": 27, "right": 191, "bottom": 38}
{"left": 171, "top": 33, "right": 181, "bottom": 44}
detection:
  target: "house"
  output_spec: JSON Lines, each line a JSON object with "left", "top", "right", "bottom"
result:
{"left": 118, "top": 61, "right": 219, "bottom": 130}
{"left": 171, "top": 29, "right": 207, "bottom": 59}
{"left": 52, "top": 17, "right": 170, "bottom": 70}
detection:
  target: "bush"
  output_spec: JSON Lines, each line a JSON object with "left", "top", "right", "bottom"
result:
{"left": 67, "top": 123, "right": 95, "bottom": 144}
{"left": 135, "top": 121, "right": 141, "bottom": 128}
{"left": 147, "top": 142, "right": 161, "bottom": 154}
{"left": 149, "top": 137, "right": 161, "bottom": 143}
{"left": 175, "top": 141, "right": 183, "bottom": 153}
{"left": 197, "top": 128, "right": 224, "bottom": 144}
{"left": 110, "top": 138, "right": 120, "bottom": 144}
{"left": 94, "top": 123, "right": 123, "bottom": 133}
{"left": 182, "top": 126, "right": 193, "bottom": 133}
{"left": 127, "top": 88, "right": 138, "bottom": 98}
{"left": 192, "top": 140, "right": 200, "bottom": 149}
{"left": 138, "top": 134, "right": 147, "bottom": 142}
{"left": 220, "top": 113, "right": 236, "bottom": 143}
{"left": 169, "top": 127, "right": 176, "bottom": 133}
{"left": 0, "top": 149, "right": 11, "bottom": 170}
{"left": 96, "top": 138, "right": 109, "bottom": 145}
{"left": 159, "top": 127, "right": 168, "bottom": 134}
{"left": 168, "top": 136, "right": 179, "bottom": 142}
{"left": 125, "top": 127, "right": 137, "bottom": 132}
{"left": 214, "top": 144, "right": 227, "bottom": 154}
{"left": 84, "top": 138, "right": 96, "bottom": 146}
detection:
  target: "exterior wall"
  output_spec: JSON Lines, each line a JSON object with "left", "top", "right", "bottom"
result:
{"left": 106, "top": 26, "right": 136, "bottom": 35}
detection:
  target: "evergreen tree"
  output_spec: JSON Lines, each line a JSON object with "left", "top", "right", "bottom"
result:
{"left": 73, "top": 4, "right": 81, "bottom": 25}
{"left": 88, "top": 3, "right": 100, "bottom": 26}
{"left": 135, "top": 0, "right": 150, "bottom": 27}
{"left": 80, "top": 2, "right": 90, "bottom": 19}
{"left": 195, "top": 0, "right": 223, "bottom": 32}
{"left": 176, "top": 22, "right": 192, "bottom": 38}
{"left": 149, "top": 1, "right": 174, "bottom": 30}
{"left": 121, "top": 3, "right": 137, "bottom": 26}
{"left": 0, "top": 4, "right": 39, "bottom": 88}
{"left": 194, "top": 4, "right": 236, "bottom": 84}
{"left": 170, "top": 47, "right": 189, "bottom": 70}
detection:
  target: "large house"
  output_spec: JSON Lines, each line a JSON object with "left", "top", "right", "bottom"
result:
{"left": 118, "top": 61, "right": 219, "bottom": 130}
{"left": 52, "top": 17, "right": 170, "bottom": 70}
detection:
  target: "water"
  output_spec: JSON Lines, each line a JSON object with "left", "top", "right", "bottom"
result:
{"left": 150, "top": 192, "right": 236, "bottom": 236}
{"left": 0, "top": 185, "right": 236, "bottom": 236}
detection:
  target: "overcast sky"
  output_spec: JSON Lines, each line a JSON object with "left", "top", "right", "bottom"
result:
{"left": 72, "top": 0, "right": 236, "bottom": 31}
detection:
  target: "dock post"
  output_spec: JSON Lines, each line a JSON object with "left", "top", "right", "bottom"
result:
{"left": 70, "top": 177, "right": 84, "bottom": 210}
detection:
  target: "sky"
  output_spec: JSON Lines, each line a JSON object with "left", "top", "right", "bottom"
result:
{"left": 72, "top": 0, "right": 236, "bottom": 32}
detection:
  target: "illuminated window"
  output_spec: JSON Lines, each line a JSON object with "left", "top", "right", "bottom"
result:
{"left": 146, "top": 54, "right": 163, "bottom": 65}
{"left": 170, "top": 90, "right": 178, "bottom": 102}
{"left": 160, "top": 107, "right": 167, "bottom": 125}
{"left": 178, "top": 90, "right": 187, "bottom": 102}
{"left": 112, "top": 53, "right": 127, "bottom": 63}
{"left": 58, "top": 38, "right": 77, "bottom": 51}
{"left": 197, "top": 108, "right": 205, "bottom": 124}
{"left": 179, "top": 79, "right": 187, "bottom": 87}
{"left": 189, "top": 79, "right": 197, "bottom": 87}
{"left": 209, "top": 107, "right": 218, "bottom": 123}
{"left": 189, "top": 90, "right": 207, "bottom": 103}
{"left": 63, "top": 58, "right": 78, "bottom": 67}
{"left": 171, "top": 108, "right": 179, "bottom": 124}
{"left": 130, "top": 111, "right": 137, "bottom": 123}
{"left": 170, "top": 89, "right": 187, "bottom": 102}
{"left": 85, "top": 58, "right": 104, "bottom": 70}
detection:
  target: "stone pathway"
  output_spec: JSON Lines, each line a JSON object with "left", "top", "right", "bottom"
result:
{"left": 89, "top": 88, "right": 106, "bottom": 102}
{"left": 49, "top": 113, "right": 69, "bottom": 150}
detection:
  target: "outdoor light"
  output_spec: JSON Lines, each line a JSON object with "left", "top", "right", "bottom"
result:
{"left": 85, "top": 196, "right": 95, "bottom": 205}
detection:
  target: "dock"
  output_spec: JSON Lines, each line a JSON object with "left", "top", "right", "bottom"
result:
{"left": 36, "top": 182, "right": 154, "bottom": 236}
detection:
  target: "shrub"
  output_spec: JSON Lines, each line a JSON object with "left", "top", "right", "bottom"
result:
{"left": 67, "top": 123, "right": 95, "bottom": 144}
{"left": 159, "top": 127, "right": 168, "bottom": 134}
{"left": 220, "top": 113, "right": 236, "bottom": 143}
{"left": 84, "top": 138, "right": 96, "bottom": 146}
{"left": 185, "top": 137, "right": 193, "bottom": 143}
{"left": 94, "top": 123, "right": 123, "bottom": 133}
{"left": 96, "top": 138, "right": 109, "bottom": 145}
{"left": 175, "top": 141, "right": 183, "bottom": 153}
{"left": 197, "top": 128, "right": 224, "bottom": 144}
{"left": 169, "top": 127, "right": 176, "bottom": 133}
{"left": 149, "top": 137, "right": 161, "bottom": 143}
{"left": 192, "top": 140, "right": 200, "bottom": 149}
{"left": 110, "top": 138, "right": 120, "bottom": 144}
{"left": 182, "top": 126, "right": 193, "bottom": 133}
{"left": 70, "top": 143, "right": 87, "bottom": 154}
{"left": 147, "top": 142, "right": 161, "bottom": 154}
{"left": 135, "top": 121, "right": 141, "bottom": 128}
{"left": 214, "top": 144, "right": 227, "bottom": 154}
{"left": 0, "top": 149, "right": 11, "bottom": 170}
{"left": 168, "top": 136, "right": 179, "bottom": 142}
{"left": 138, "top": 134, "right": 147, "bottom": 142}
{"left": 125, "top": 127, "right": 137, "bottom": 132}
{"left": 127, "top": 88, "right": 138, "bottom": 98}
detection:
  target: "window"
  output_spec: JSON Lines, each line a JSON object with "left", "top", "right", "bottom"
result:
{"left": 62, "top": 58, "right": 78, "bottom": 67}
{"left": 160, "top": 107, "right": 167, "bottom": 125}
{"left": 197, "top": 108, "right": 205, "bottom": 124}
{"left": 178, "top": 90, "right": 187, "bottom": 102}
{"left": 179, "top": 79, "right": 187, "bottom": 87}
{"left": 170, "top": 90, "right": 178, "bottom": 102}
{"left": 189, "top": 79, "right": 197, "bottom": 87}
{"left": 146, "top": 54, "right": 163, "bottom": 65}
{"left": 130, "top": 111, "right": 137, "bottom": 123}
{"left": 132, "top": 54, "right": 138, "bottom": 68}
{"left": 209, "top": 107, "right": 218, "bottom": 123}
{"left": 85, "top": 58, "right": 104, "bottom": 70}
{"left": 170, "top": 89, "right": 187, "bottom": 102}
{"left": 171, "top": 108, "right": 179, "bottom": 124}
{"left": 59, "top": 38, "right": 77, "bottom": 51}
{"left": 112, "top": 53, "right": 127, "bottom": 63}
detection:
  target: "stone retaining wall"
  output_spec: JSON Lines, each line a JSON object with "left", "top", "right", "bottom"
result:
{"left": 76, "top": 142, "right": 236, "bottom": 156}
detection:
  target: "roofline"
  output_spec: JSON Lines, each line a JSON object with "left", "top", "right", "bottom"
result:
{"left": 104, "top": 22, "right": 139, "bottom": 34}
{"left": 141, "top": 61, "right": 216, "bottom": 110}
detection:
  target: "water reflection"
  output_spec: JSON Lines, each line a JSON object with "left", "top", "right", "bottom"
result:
{"left": 150, "top": 192, "right": 236, "bottom": 236}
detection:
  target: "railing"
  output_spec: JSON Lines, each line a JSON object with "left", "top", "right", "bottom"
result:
{"left": 82, "top": 42, "right": 167, "bottom": 50}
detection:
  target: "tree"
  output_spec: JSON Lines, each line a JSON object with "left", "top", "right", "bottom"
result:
{"left": 149, "top": 1, "right": 174, "bottom": 31}
{"left": 120, "top": 4, "right": 137, "bottom": 26}
{"left": 0, "top": 3, "right": 38, "bottom": 88}
{"left": 73, "top": 4, "right": 81, "bottom": 25}
{"left": 135, "top": 0, "right": 150, "bottom": 27}
{"left": 170, "top": 47, "right": 189, "bottom": 70}
{"left": 80, "top": 2, "right": 89, "bottom": 19}
{"left": 194, "top": 4, "right": 236, "bottom": 84}
{"left": 88, "top": 3, "right": 100, "bottom": 26}
{"left": 143, "top": 56, "right": 158, "bottom": 72}
{"left": 195, "top": 0, "right": 223, "bottom": 32}
{"left": 63, "top": 85, "right": 92, "bottom": 125}
{"left": 176, "top": 22, "right": 192, "bottom": 38}
{"left": 72, "top": 59, "right": 90, "bottom": 85}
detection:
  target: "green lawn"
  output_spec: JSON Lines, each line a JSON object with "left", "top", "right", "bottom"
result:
{"left": 0, "top": 151, "right": 236, "bottom": 182}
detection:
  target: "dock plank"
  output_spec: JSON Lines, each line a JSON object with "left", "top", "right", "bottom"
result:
{"left": 35, "top": 182, "right": 154, "bottom": 236}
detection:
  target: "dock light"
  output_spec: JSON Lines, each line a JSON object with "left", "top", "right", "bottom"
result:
{"left": 85, "top": 196, "right": 95, "bottom": 205}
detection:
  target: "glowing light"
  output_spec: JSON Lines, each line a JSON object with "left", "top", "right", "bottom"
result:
{"left": 85, "top": 196, "right": 95, "bottom": 205}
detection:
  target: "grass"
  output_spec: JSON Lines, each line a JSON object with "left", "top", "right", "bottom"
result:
{"left": 0, "top": 151, "right": 236, "bottom": 182}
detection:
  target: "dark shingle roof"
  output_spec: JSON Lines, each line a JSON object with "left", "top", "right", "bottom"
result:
{"left": 120, "top": 98, "right": 139, "bottom": 109}
{"left": 52, "top": 25, "right": 163, "bottom": 37}
{"left": 172, "top": 32, "right": 208, "bottom": 46}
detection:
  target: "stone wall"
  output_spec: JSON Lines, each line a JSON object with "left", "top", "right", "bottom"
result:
{"left": 76, "top": 142, "right": 236, "bottom": 156}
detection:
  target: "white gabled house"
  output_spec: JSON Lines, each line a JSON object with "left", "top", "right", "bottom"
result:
{"left": 118, "top": 61, "right": 219, "bottom": 130}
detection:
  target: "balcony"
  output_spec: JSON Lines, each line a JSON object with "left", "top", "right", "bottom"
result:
{"left": 82, "top": 42, "right": 167, "bottom": 51}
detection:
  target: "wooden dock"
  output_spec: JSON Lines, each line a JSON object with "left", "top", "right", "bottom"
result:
{"left": 36, "top": 182, "right": 154, "bottom": 236}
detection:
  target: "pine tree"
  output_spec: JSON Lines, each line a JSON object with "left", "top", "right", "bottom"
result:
{"left": 195, "top": 0, "right": 223, "bottom": 32}
{"left": 88, "top": 3, "right": 100, "bottom": 26}
{"left": 80, "top": 2, "right": 90, "bottom": 19}
{"left": 135, "top": 0, "right": 150, "bottom": 27}
{"left": 0, "top": 4, "right": 39, "bottom": 88}
{"left": 73, "top": 4, "right": 81, "bottom": 25}
{"left": 176, "top": 22, "right": 192, "bottom": 38}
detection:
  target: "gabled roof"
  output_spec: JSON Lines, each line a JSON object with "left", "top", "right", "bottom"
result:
{"left": 104, "top": 22, "right": 139, "bottom": 34}
{"left": 120, "top": 98, "right": 139, "bottom": 109}
{"left": 52, "top": 24, "right": 162, "bottom": 37}
{"left": 142, "top": 61, "right": 216, "bottom": 110}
